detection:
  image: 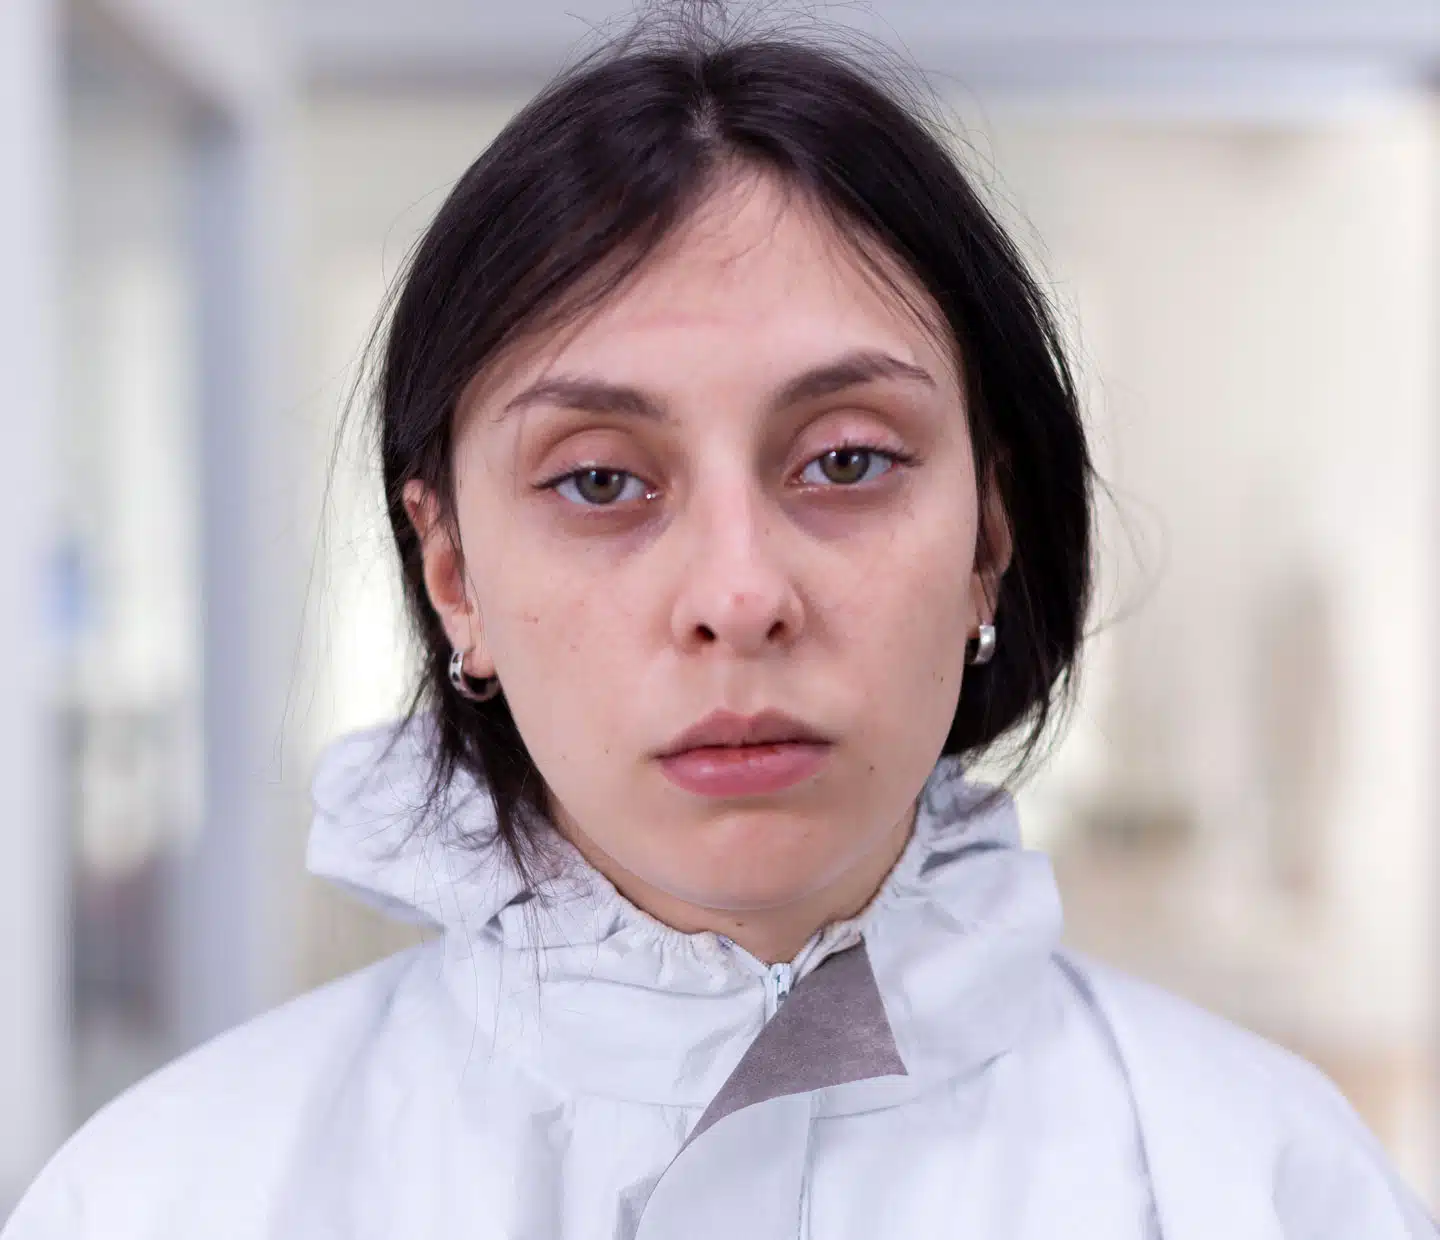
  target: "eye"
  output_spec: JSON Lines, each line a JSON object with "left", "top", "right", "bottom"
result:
{"left": 547, "top": 466, "right": 654, "bottom": 507}
{"left": 798, "top": 444, "right": 909, "bottom": 487}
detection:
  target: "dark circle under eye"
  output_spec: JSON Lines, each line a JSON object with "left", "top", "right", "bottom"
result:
{"left": 576, "top": 468, "right": 627, "bottom": 504}
{"left": 819, "top": 448, "right": 873, "bottom": 485}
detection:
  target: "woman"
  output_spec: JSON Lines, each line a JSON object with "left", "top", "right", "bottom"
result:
{"left": 6, "top": 22, "right": 1434, "bottom": 1240}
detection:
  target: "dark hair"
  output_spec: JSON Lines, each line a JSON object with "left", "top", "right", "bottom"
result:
{"left": 373, "top": 16, "right": 1094, "bottom": 880}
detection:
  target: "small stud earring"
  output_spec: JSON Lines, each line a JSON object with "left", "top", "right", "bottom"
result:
{"left": 449, "top": 647, "right": 501, "bottom": 702}
{"left": 967, "top": 622, "right": 997, "bottom": 666}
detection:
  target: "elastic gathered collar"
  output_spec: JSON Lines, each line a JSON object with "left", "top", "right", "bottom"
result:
{"left": 306, "top": 717, "right": 1063, "bottom": 1106}
{"left": 306, "top": 715, "right": 1028, "bottom": 971}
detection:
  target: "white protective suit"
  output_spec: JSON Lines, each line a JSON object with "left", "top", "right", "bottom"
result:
{"left": 5, "top": 719, "right": 1436, "bottom": 1238}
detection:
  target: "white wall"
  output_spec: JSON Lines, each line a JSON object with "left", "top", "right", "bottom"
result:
{"left": 72, "top": 0, "right": 308, "bottom": 1057}
{"left": 291, "top": 98, "right": 520, "bottom": 982}
{"left": 0, "top": 0, "right": 66, "bottom": 1211}
{"left": 1, "top": 1, "right": 303, "bottom": 1195}
{"left": 991, "top": 104, "right": 1438, "bottom": 1189}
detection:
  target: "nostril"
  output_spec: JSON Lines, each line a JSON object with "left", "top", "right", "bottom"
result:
{"left": 696, "top": 624, "right": 717, "bottom": 642}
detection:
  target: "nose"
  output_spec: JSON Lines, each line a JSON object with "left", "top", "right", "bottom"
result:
{"left": 668, "top": 480, "right": 805, "bottom": 658}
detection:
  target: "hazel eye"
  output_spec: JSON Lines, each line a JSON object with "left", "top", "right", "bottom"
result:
{"left": 800, "top": 445, "right": 902, "bottom": 486}
{"left": 550, "top": 467, "right": 652, "bottom": 507}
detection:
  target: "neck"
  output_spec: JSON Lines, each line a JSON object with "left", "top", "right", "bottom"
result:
{"left": 555, "top": 801, "right": 918, "bottom": 965}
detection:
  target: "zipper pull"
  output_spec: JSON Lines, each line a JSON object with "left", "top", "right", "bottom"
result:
{"left": 769, "top": 961, "right": 794, "bottom": 1013}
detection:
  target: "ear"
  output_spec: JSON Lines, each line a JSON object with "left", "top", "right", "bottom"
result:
{"left": 402, "top": 480, "right": 495, "bottom": 678}
{"left": 968, "top": 475, "right": 1013, "bottom": 627}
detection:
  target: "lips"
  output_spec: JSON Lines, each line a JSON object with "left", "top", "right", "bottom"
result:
{"left": 655, "top": 708, "right": 833, "bottom": 758}
{"left": 654, "top": 708, "right": 835, "bottom": 798}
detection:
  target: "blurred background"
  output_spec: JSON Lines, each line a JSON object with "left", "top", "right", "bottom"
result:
{"left": 2, "top": 0, "right": 1437, "bottom": 1216}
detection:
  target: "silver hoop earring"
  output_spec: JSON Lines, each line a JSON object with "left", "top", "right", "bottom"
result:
{"left": 449, "top": 647, "right": 501, "bottom": 702}
{"left": 968, "top": 623, "right": 997, "bottom": 666}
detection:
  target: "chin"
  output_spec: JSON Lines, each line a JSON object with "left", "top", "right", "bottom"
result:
{"left": 671, "top": 833, "right": 845, "bottom": 911}
{"left": 676, "top": 881, "right": 818, "bottom": 919}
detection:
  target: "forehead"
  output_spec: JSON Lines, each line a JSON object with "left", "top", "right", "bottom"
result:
{"left": 613, "top": 175, "right": 910, "bottom": 317}
{"left": 470, "top": 170, "right": 960, "bottom": 409}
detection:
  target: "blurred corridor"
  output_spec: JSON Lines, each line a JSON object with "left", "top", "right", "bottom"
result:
{"left": 2, "top": 0, "right": 1438, "bottom": 1216}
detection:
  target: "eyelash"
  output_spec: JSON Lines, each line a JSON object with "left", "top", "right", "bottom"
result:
{"left": 537, "top": 440, "right": 917, "bottom": 509}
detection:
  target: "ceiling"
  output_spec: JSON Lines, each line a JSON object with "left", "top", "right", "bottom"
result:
{"left": 290, "top": 0, "right": 1440, "bottom": 104}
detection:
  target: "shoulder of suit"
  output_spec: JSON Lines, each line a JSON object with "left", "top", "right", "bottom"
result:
{"left": 3, "top": 945, "right": 427, "bottom": 1240}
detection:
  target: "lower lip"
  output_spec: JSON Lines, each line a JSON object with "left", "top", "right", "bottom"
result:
{"left": 657, "top": 742, "right": 832, "bottom": 797}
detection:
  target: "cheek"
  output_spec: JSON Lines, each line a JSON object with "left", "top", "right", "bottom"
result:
{"left": 829, "top": 498, "right": 976, "bottom": 712}
{"left": 453, "top": 450, "right": 653, "bottom": 770}
{"left": 851, "top": 568, "right": 969, "bottom": 686}
{"left": 480, "top": 549, "right": 644, "bottom": 744}
{"left": 462, "top": 474, "right": 614, "bottom": 659}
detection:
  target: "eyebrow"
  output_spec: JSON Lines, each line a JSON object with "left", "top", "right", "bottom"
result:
{"left": 771, "top": 350, "right": 935, "bottom": 410}
{"left": 497, "top": 349, "right": 935, "bottom": 423}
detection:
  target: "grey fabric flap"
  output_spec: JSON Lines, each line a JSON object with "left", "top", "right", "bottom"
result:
{"left": 683, "top": 943, "right": 907, "bottom": 1148}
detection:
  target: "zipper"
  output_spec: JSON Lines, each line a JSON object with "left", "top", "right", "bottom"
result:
{"left": 766, "top": 961, "right": 794, "bottom": 1019}
{"left": 715, "top": 935, "right": 799, "bottom": 1020}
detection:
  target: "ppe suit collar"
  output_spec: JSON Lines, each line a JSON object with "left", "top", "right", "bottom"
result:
{"left": 306, "top": 717, "right": 1062, "bottom": 1103}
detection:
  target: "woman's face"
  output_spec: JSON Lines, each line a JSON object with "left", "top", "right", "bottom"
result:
{"left": 408, "top": 172, "right": 1004, "bottom": 955}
